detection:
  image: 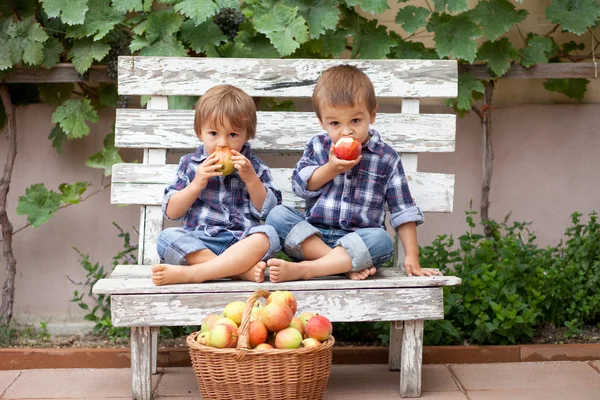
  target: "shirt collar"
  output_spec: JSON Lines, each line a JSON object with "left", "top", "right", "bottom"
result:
{"left": 365, "top": 129, "right": 382, "bottom": 153}
{"left": 191, "top": 142, "right": 252, "bottom": 162}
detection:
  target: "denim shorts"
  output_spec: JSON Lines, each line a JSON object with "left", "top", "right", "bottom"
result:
{"left": 265, "top": 205, "right": 394, "bottom": 272}
{"left": 156, "top": 225, "right": 281, "bottom": 265}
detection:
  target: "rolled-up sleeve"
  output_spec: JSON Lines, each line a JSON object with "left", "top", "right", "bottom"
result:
{"left": 386, "top": 157, "right": 424, "bottom": 228}
{"left": 292, "top": 138, "right": 326, "bottom": 199}
{"left": 162, "top": 155, "right": 192, "bottom": 221}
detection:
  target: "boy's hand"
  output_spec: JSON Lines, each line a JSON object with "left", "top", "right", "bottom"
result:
{"left": 325, "top": 145, "right": 362, "bottom": 175}
{"left": 404, "top": 254, "right": 442, "bottom": 277}
{"left": 231, "top": 150, "right": 259, "bottom": 183}
{"left": 191, "top": 153, "right": 223, "bottom": 191}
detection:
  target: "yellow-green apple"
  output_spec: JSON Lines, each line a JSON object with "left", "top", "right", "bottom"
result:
{"left": 266, "top": 290, "right": 297, "bottom": 314}
{"left": 298, "top": 311, "right": 318, "bottom": 327}
{"left": 200, "top": 314, "right": 221, "bottom": 333}
{"left": 301, "top": 338, "right": 322, "bottom": 348}
{"left": 274, "top": 327, "right": 303, "bottom": 349}
{"left": 214, "top": 146, "right": 235, "bottom": 176}
{"left": 222, "top": 301, "right": 246, "bottom": 326}
{"left": 288, "top": 317, "right": 304, "bottom": 337}
{"left": 254, "top": 343, "right": 274, "bottom": 350}
{"left": 195, "top": 331, "right": 211, "bottom": 346}
{"left": 208, "top": 323, "right": 238, "bottom": 348}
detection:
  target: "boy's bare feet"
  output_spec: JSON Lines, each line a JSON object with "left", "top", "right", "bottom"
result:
{"left": 346, "top": 266, "right": 377, "bottom": 280}
{"left": 152, "top": 264, "right": 200, "bottom": 285}
{"left": 267, "top": 259, "right": 311, "bottom": 283}
{"left": 232, "top": 261, "right": 267, "bottom": 283}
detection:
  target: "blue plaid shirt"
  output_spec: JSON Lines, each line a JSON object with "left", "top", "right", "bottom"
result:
{"left": 163, "top": 143, "right": 282, "bottom": 238}
{"left": 292, "top": 129, "right": 424, "bottom": 231}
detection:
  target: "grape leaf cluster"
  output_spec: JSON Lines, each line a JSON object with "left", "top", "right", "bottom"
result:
{"left": 213, "top": 8, "right": 245, "bottom": 40}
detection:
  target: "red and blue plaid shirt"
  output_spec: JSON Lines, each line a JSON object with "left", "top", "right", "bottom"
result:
{"left": 292, "top": 129, "right": 424, "bottom": 231}
{"left": 163, "top": 143, "right": 282, "bottom": 238}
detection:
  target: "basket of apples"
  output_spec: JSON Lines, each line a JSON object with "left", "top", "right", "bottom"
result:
{"left": 186, "top": 289, "right": 335, "bottom": 400}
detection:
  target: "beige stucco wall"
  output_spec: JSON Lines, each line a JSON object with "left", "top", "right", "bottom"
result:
{"left": 1, "top": 101, "right": 598, "bottom": 331}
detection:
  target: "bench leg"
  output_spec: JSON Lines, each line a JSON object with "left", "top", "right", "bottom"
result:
{"left": 151, "top": 327, "right": 159, "bottom": 374}
{"left": 131, "top": 326, "right": 153, "bottom": 400}
{"left": 400, "top": 320, "right": 424, "bottom": 398}
{"left": 388, "top": 321, "right": 404, "bottom": 371}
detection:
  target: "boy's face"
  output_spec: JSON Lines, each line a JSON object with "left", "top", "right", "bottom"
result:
{"left": 198, "top": 117, "right": 248, "bottom": 155}
{"left": 318, "top": 103, "right": 376, "bottom": 147}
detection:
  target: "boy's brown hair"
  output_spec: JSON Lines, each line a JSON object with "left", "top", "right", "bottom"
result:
{"left": 312, "top": 64, "right": 377, "bottom": 121}
{"left": 194, "top": 84, "right": 257, "bottom": 139}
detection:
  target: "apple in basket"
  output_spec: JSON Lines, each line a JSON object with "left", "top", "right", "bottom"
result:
{"left": 195, "top": 331, "right": 211, "bottom": 346}
{"left": 200, "top": 314, "right": 221, "bottom": 333}
{"left": 214, "top": 146, "right": 236, "bottom": 176}
{"left": 334, "top": 137, "right": 361, "bottom": 161}
{"left": 260, "top": 301, "right": 294, "bottom": 332}
{"left": 250, "top": 300, "right": 264, "bottom": 321}
{"left": 298, "top": 311, "right": 318, "bottom": 327}
{"left": 274, "top": 327, "right": 303, "bottom": 349}
{"left": 214, "top": 317, "right": 237, "bottom": 330}
{"left": 249, "top": 320, "right": 268, "bottom": 348}
{"left": 254, "top": 343, "right": 273, "bottom": 350}
{"left": 305, "top": 315, "right": 333, "bottom": 342}
{"left": 209, "top": 323, "right": 238, "bottom": 348}
{"left": 222, "top": 301, "right": 246, "bottom": 326}
{"left": 301, "top": 338, "right": 322, "bottom": 348}
{"left": 288, "top": 317, "right": 304, "bottom": 337}
{"left": 266, "top": 290, "right": 297, "bottom": 314}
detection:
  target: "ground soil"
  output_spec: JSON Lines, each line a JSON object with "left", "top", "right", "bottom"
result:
{"left": 3, "top": 324, "right": 599, "bottom": 349}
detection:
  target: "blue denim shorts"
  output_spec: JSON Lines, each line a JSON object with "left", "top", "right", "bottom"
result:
{"left": 265, "top": 205, "right": 394, "bottom": 272}
{"left": 156, "top": 225, "right": 281, "bottom": 265}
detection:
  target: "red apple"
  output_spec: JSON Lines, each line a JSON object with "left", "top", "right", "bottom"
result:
{"left": 334, "top": 137, "right": 361, "bottom": 161}
{"left": 298, "top": 311, "right": 318, "bottom": 327}
{"left": 266, "top": 290, "right": 297, "bottom": 314}
{"left": 248, "top": 320, "right": 268, "bottom": 348}
{"left": 260, "top": 301, "right": 294, "bottom": 332}
{"left": 214, "top": 146, "right": 235, "bottom": 176}
{"left": 304, "top": 315, "right": 332, "bottom": 342}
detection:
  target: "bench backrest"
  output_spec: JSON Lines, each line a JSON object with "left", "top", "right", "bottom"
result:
{"left": 112, "top": 57, "right": 458, "bottom": 266}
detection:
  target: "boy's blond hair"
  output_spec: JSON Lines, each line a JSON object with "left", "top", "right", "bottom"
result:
{"left": 194, "top": 84, "right": 257, "bottom": 139}
{"left": 312, "top": 64, "right": 377, "bottom": 121}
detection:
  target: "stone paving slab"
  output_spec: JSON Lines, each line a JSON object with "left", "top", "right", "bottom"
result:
{"left": 0, "top": 370, "right": 21, "bottom": 395}
{"left": 450, "top": 361, "right": 600, "bottom": 391}
{"left": 467, "top": 387, "right": 600, "bottom": 400}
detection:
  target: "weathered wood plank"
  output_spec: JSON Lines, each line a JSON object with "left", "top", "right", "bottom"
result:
{"left": 110, "top": 288, "right": 443, "bottom": 327}
{"left": 118, "top": 57, "right": 458, "bottom": 98}
{"left": 389, "top": 321, "right": 404, "bottom": 371}
{"left": 115, "top": 109, "right": 456, "bottom": 153}
{"left": 130, "top": 326, "right": 152, "bottom": 400}
{"left": 94, "top": 268, "right": 461, "bottom": 295}
{"left": 400, "top": 320, "right": 424, "bottom": 398}
{"left": 110, "top": 165, "right": 455, "bottom": 213}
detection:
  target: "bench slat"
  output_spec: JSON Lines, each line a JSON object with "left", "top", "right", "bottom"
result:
{"left": 115, "top": 109, "right": 456, "bottom": 153}
{"left": 110, "top": 164, "right": 455, "bottom": 213}
{"left": 110, "top": 288, "right": 443, "bottom": 327}
{"left": 118, "top": 57, "right": 458, "bottom": 98}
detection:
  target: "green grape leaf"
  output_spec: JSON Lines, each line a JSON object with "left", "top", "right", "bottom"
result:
{"left": 111, "top": 0, "right": 143, "bottom": 12}
{"left": 48, "top": 125, "right": 68, "bottom": 154}
{"left": 68, "top": 39, "right": 110, "bottom": 73}
{"left": 476, "top": 38, "right": 518, "bottom": 77}
{"left": 174, "top": 0, "right": 219, "bottom": 26}
{"left": 430, "top": 13, "right": 481, "bottom": 63}
{"left": 392, "top": 37, "right": 438, "bottom": 59}
{"left": 99, "top": 84, "right": 119, "bottom": 107}
{"left": 546, "top": 0, "right": 600, "bottom": 35}
{"left": 13, "top": 19, "right": 49, "bottom": 66}
{"left": 0, "top": 20, "right": 19, "bottom": 70}
{"left": 42, "top": 0, "right": 89, "bottom": 25}
{"left": 42, "top": 37, "right": 64, "bottom": 68}
{"left": 543, "top": 78, "right": 589, "bottom": 101}
{"left": 16, "top": 184, "right": 62, "bottom": 228}
{"left": 433, "top": 0, "right": 468, "bottom": 12}
{"left": 66, "top": 0, "right": 125, "bottom": 41}
{"left": 168, "top": 95, "right": 199, "bottom": 110}
{"left": 253, "top": 3, "right": 309, "bottom": 56}
{"left": 51, "top": 98, "right": 99, "bottom": 138}
{"left": 470, "top": 0, "right": 528, "bottom": 41}
{"left": 132, "top": 19, "right": 148, "bottom": 36}
{"left": 145, "top": 10, "right": 185, "bottom": 43}
{"left": 353, "top": 20, "right": 395, "bottom": 59}
{"left": 86, "top": 132, "right": 122, "bottom": 176}
{"left": 293, "top": 29, "right": 347, "bottom": 58}
{"left": 0, "top": 0, "right": 37, "bottom": 18}
{"left": 139, "top": 35, "right": 188, "bottom": 57}
{"left": 395, "top": 6, "right": 429, "bottom": 36}
{"left": 519, "top": 34, "right": 554, "bottom": 67}
{"left": 180, "top": 19, "right": 227, "bottom": 54}
{"left": 215, "top": 0, "right": 238, "bottom": 7}
{"left": 452, "top": 72, "right": 485, "bottom": 114}
{"left": 287, "top": 0, "right": 340, "bottom": 39}
{"left": 219, "top": 35, "right": 280, "bottom": 58}
{"left": 59, "top": 182, "right": 90, "bottom": 204}
{"left": 345, "top": 0, "right": 389, "bottom": 15}
{"left": 130, "top": 36, "right": 150, "bottom": 52}
{"left": 38, "top": 83, "right": 74, "bottom": 105}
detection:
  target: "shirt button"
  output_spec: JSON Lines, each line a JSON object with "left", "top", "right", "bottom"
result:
{"left": 343, "top": 196, "right": 348, "bottom": 202}
{"left": 346, "top": 174, "right": 351, "bottom": 179}
{"left": 341, "top": 220, "right": 347, "bottom": 225}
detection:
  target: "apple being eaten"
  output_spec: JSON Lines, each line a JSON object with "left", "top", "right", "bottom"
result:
{"left": 214, "top": 146, "right": 235, "bottom": 176}
{"left": 334, "top": 137, "right": 361, "bottom": 161}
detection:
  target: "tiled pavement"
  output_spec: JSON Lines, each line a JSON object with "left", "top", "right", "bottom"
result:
{"left": 1, "top": 361, "right": 599, "bottom": 399}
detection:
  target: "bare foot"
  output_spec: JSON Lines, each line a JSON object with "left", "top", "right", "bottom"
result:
{"left": 233, "top": 261, "right": 267, "bottom": 283}
{"left": 346, "top": 266, "right": 377, "bottom": 280}
{"left": 267, "top": 259, "right": 310, "bottom": 283}
{"left": 152, "top": 264, "right": 200, "bottom": 285}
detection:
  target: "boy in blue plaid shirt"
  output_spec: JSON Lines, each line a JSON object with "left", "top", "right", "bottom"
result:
{"left": 152, "top": 85, "right": 282, "bottom": 285}
{"left": 265, "top": 65, "right": 440, "bottom": 282}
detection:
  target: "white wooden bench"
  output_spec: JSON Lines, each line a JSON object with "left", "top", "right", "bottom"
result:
{"left": 92, "top": 56, "right": 461, "bottom": 400}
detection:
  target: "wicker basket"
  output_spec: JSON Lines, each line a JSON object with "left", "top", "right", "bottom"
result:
{"left": 187, "top": 289, "right": 334, "bottom": 400}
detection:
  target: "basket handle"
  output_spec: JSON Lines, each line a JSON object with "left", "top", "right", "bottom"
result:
{"left": 234, "top": 289, "right": 270, "bottom": 361}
